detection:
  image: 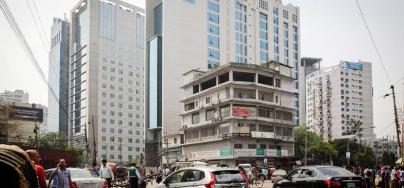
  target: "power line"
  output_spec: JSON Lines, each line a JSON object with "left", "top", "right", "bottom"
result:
{"left": 0, "top": 0, "right": 72, "bottom": 124}
{"left": 354, "top": 0, "right": 392, "bottom": 84}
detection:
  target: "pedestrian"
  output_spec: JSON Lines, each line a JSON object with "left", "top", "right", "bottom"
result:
{"left": 48, "top": 159, "right": 72, "bottom": 188}
{"left": 0, "top": 144, "right": 39, "bottom": 188}
{"left": 92, "top": 162, "right": 100, "bottom": 176}
{"left": 26, "top": 150, "right": 47, "bottom": 188}
{"left": 128, "top": 163, "right": 141, "bottom": 188}
{"left": 364, "top": 167, "right": 372, "bottom": 188}
{"left": 391, "top": 166, "right": 399, "bottom": 188}
{"left": 385, "top": 167, "right": 391, "bottom": 188}
{"left": 100, "top": 159, "right": 114, "bottom": 188}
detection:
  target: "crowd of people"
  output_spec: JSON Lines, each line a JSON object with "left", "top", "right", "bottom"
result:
{"left": 344, "top": 165, "right": 404, "bottom": 188}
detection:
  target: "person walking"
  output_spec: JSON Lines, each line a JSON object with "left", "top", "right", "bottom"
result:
{"left": 26, "top": 150, "right": 47, "bottom": 188}
{"left": 391, "top": 166, "right": 399, "bottom": 188}
{"left": 385, "top": 167, "right": 391, "bottom": 188}
{"left": 128, "top": 163, "right": 141, "bottom": 188}
{"left": 100, "top": 159, "right": 114, "bottom": 188}
{"left": 92, "top": 162, "right": 100, "bottom": 177}
{"left": 48, "top": 159, "right": 72, "bottom": 188}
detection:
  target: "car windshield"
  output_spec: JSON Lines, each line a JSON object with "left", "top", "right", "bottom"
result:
{"left": 213, "top": 170, "right": 245, "bottom": 184}
{"left": 239, "top": 165, "right": 251, "bottom": 172}
{"left": 70, "top": 169, "right": 97, "bottom": 179}
{"left": 274, "top": 170, "right": 287, "bottom": 175}
{"left": 317, "top": 167, "right": 356, "bottom": 177}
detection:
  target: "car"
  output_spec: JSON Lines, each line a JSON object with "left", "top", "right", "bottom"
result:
{"left": 237, "top": 163, "right": 253, "bottom": 179}
{"left": 45, "top": 168, "right": 107, "bottom": 188}
{"left": 272, "top": 166, "right": 366, "bottom": 188}
{"left": 156, "top": 166, "right": 248, "bottom": 188}
{"left": 271, "top": 169, "right": 287, "bottom": 183}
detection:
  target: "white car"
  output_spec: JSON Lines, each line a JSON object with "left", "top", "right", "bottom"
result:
{"left": 45, "top": 168, "right": 107, "bottom": 188}
{"left": 156, "top": 166, "right": 247, "bottom": 188}
{"left": 271, "top": 169, "right": 287, "bottom": 183}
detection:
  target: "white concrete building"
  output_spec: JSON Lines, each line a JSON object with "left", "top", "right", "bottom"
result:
{"left": 0, "top": 90, "right": 29, "bottom": 104}
{"left": 306, "top": 61, "right": 375, "bottom": 140}
{"left": 48, "top": 17, "right": 70, "bottom": 134}
{"left": 145, "top": 0, "right": 300, "bottom": 166}
{"left": 180, "top": 62, "right": 297, "bottom": 167}
{"left": 69, "top": 0, "right": 145, "bottom": 163}
{"left": 365, "top": 138, "right": 400, "bottom": 161}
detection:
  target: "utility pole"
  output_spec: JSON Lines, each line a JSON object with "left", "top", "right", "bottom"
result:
{"left": 391, "top": 85, "right": 402, "bottom": 156}
{"left": 84, "top": 123, "right": 89, "bottom": 163}
{"left": 91, "top": 116, "right": 97, "bottom": 165}
{"left": 304, "top": 126, "right": 308, "bottom": 166}
{"left": 33, "top": 103, "right": 39, "bottom": 149}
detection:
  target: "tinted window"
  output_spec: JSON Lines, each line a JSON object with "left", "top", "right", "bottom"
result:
{"left": 317, "top": 167, "right": 355, "bottom": 177}
{"left": 214, "top": 171, "right": 244, "bottom": 183}
{"left": 167, "top": 170, "right": 185, "bottom": 184}
{"left": 181, "top": 170, "right": 205, "bottom": 182}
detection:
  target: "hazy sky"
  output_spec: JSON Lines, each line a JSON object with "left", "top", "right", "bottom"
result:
{"left": 0, "top": 0, "right": 402, "bottom": 137}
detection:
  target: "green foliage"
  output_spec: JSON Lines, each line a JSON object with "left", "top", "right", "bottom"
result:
{"left": 381, "top": 152, "right": 396, "bottom": 166}
{"left": 329, "top": 139, "right": 375, "bottom": 167}
{"left": 308, "top": 140, "right": 338, "bottom": 165}
{"left": 294, "top": 126, "right": 321, "bottom": 159}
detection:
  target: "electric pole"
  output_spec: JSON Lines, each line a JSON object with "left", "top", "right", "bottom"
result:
{"left": 391, "top": 85, "right": 402, "bottom": 156}
{"left": 84, "top": 123, "right": 89, "bottom": 163}
{"left": 91, "top": 116, "right": 97, "bottom": 165}
{"left": 304, "top": 126, "right": 308, "bottom": 166}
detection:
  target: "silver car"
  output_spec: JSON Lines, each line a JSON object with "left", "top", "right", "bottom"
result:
{"left": 45, "top": 168, "right": 107, "bottom": 188}
{"left": 156, "top": 166, "right": 248, "bottom": 188}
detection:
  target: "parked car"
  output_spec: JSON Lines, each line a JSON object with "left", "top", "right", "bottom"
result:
{"left": 273, "top": 166, "right": 366, "bottom": 188}
{"left": 271, "top": 169, "right": 287, "bottom": 183}
{"left": 45, "top": 168, "right": 107, "bottom": 188}
{"left": 156, "top": 166, "right": 248, "bottom": 188}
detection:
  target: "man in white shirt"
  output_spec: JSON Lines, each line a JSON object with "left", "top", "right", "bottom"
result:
{"left": 100, "top": 159, "right": 114, "bottom": 188}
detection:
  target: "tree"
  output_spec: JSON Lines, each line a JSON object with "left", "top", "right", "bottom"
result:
{"left": 309, "top": 141, "right": 338, "bottom": 165}
{"left": 24, "top": 132, "right": 68, "bottom": 150}
{"left": 330, "top": 139, "right": 375, "bottom": 167}
{"left": 294, "top": 125, "right": 321, "bottom": 159}
{"left": 381, "top": 152, "right": 396, "bottom": 166}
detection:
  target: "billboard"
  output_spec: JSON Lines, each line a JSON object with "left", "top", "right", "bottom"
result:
{"left": 341, "top": 61, "right": 363, "bottom": 71}
{"left": 8, "top": 106, "right": 43, "bottom": 122}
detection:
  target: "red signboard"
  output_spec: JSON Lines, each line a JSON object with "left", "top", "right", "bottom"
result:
{"left": 233, "top": 107, "right": 250, "bottom": 117}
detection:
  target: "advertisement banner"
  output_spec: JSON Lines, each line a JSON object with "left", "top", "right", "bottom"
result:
{"left": 266, "top": 149, "right": 277, "bottom": 157}
{"left": 234, "top": 149, "right": 256, "bottom": 158}
{"left": 256, "top": 148, "right": 265, "bottom": 156}
{"left": 220, "top": 148, "right": 233, "bottom": 156}
{"left": 232, "top": 107, "right": 251, "bottom": 117}
{"left": 251, "top": 131, "right": 275, "bottom": 139}
{"left": 341, "top": 61, "right": 363, "bottom": 71}
{"left": 190, "top": 150, "right": 220, "bottom": 160}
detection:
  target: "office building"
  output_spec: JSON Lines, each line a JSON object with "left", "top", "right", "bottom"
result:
{"left": 48, "top": 17, "right": 70, "bottom": 134}
{"left": 0, "top": 90, "right": 29, "bottom": 103}
{"left": 145, "top": 0, "right": 300, "bottom": 166}
{"left": 298, "top": 57, "right": 321, "bottom": 126}
{"left": 69, "top": 0, "right": 145, "bottom": 163}
{"left": 306, "top": 61, "right": 375, "bottom": 140}
{"left": 180, "top": 62, "right": 297, "bottom": 167}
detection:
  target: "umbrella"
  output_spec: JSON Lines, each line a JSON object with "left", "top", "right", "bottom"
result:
{"left": 395, "top": 158, "right": 402, "bottom": 165}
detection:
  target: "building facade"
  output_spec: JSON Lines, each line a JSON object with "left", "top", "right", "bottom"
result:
{"left": 48, "top": 17, "right": 70, "bottom": 134}
{"left": 145, "top": 0, "right": 300, "bottom": 167}
{"left": 298, "top": 57, "right": 321, "bottom": 126}
{"left": 69, "top": 0, "right": 145, "bottom": 163}
{"left": 365, "top": 138, "right": 400, "bottom": 161}
{"left": 180, "top": 62, "right": 297, "bottom": 167}
{"left": 0, "top": 90, "right": 29, "bottom": 103}
{"left": 306, "top": 61, "right": 375, "bottom": 140}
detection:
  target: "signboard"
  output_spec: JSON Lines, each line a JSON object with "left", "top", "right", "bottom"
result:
{"left": 8, "top": 106, "right": 43, "bottom": 122}
{"left": 276, "top": 148, "right": 281, "bottom": 156}
{"left": 266, "top": 149, "right": 277, "bottom": 157}
{"left": 232, "top": 107, "right": 251, "bottom": 117}
{"left": 251, "top": 131, "right": 275, "bottom": 139}
{"left": 234, "top": 149, "right": 256, "bottom": 157}
{"left": 220, "top": 148, "right": 233, "bottom": 156}
{"left": 346, "top": 152, "right": 350, "bottom": 159}
{"left": 281, "top": 149, "right": 288, "bottom": 157}
{"left": 189, "top": 150, "right": 220, "bottom": 160}
{"left": 264, "top": 158, "right": 268, "bottom": 164}
{"left": 256, "top": 148, "right": 265, "bottom": 156}
{"left": 341, "top": 61, "right": 363, "bottom": 71}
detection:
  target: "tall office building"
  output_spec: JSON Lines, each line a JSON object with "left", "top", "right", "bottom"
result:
{"left": 306, "top": 61, "right": 375, "bottom": 140}
{"left": 48, "top": 17, "right": 70, "bottom": 134}
{"left": 69, "top": 0, "right": 145, "bottom": 163}
{"left": 145, "top": 0, "right": 300, "bottom": 166}
{"left": 298, "top": 57, "right": 321, "bottom": 126}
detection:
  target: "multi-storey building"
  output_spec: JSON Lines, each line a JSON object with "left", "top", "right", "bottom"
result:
{"left": 306, "top": 61, "right": 375, "bottom": 140}
{"left": 365, "top": 138, "right": 400, "bottom": 161}
{"left": 145, "top": 0, "right": 300, "bottom": 166}
{"left": 48, "top": 17, "right": 70, "bottom": 134}
{"left": 180, "top": 62, "right": 297, "bottom": 167}
{"left": 0, "top": 90, "right": 29, "bottom": 103}
{"left": 69, "top": 0, "right": 145, "bottom": 163}
{"left": 298, "top": 57, "right": 321, "bottom": 126}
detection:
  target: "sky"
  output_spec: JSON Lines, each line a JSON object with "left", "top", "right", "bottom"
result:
{"left": 0, "top": 0, "right": 403, "bottom": 138}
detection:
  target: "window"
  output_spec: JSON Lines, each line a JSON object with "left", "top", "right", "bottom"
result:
{"left": 208, "top": 12, "right": 219, "bottom": 24}
{"left": 208, "top": 48, "right": 220, "bottom": 60}
{"left": 208, "top": 23, "right": 219, "bottom": 35}
{"left": 234, "top": 144, "right": 243, "bottom": 149}
{"left": 208, "top": 1, "right": 219, "bottom": 13}
{"left": 206, "top": 109, "right": 215, "bottom": 121}
{"left": 248, "top": 144, "right": 257, "bottom": 149}
{"left": 192, "top": 113, "right": 200, "bottom": 124}
{"left": 275, "top": 78, "right": 281, "bottom": 87}
{"left": 208, "top": 35, "right": 219, "bottom": 48}
{"left": 220, "top": 105, "right": 230, "bottom": 117}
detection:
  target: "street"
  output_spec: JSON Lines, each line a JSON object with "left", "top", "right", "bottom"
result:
{"left": 143, "top": 180, "right": 274, "bottom": 188}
